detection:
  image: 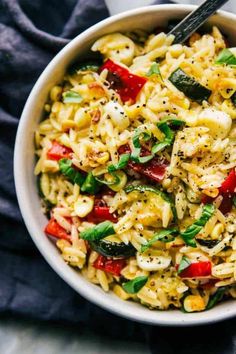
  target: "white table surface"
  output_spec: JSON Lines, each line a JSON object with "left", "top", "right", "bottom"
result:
{"left": 1, "top": 1, "right": 235, "bottom": 353}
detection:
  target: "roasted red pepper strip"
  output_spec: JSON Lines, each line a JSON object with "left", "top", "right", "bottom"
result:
{"left": 118, "top": 144, "right": 167, "bottom": 182}
{"left": 44, "top": 217, "right": 71, "bottom": 242}
{"left": 47, "top": 141, "right": 73, "bottom": 161}
{"left": 86, "top": 205, "right": 118, "bottom": 223}
{"left": 202, "top": 168, "right": 236, "bottom": 214}
{"left": 99, "top": 59, "right": 147, "bottom": 103}
{"left": 219, "top": 169, "right": 236, "bottom": 194}
{"left": 178, "top": 261, "right": 212, "bottom": 278}
{"left": 93, "top": 255, "right": 126, "bottom": 276}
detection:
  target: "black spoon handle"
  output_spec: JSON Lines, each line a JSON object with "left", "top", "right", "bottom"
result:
{"left": 169, "top": 0, "right": 229, "bottom": 44}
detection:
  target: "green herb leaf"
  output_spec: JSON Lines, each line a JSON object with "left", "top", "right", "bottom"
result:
{"left": 108, "top": 154, "right": 130, "bottom": 172}
{"left": 215, "top": 48, "right": 236, "bottom": 66}
{"left": 206, "top": 287, "right": 226, "bottom": 310}
{"left": 146, "top": 63, "right": 162, "bottom": 79}
{"left": 80, "top": 221, "right": 115, "bottom": 241}
{"left": 59, "top": 158, "right": 85, "bottom": 186}
{"left": 122, "top": 276, "right": 148, "bottom": 294}
{"left": 178, "top": 256, "right": 191, "bottom": 274}
{"left": 141, "top": 228, "right": 178, "bottom": 252}
{"left": 151, "top": 118, "right": 185, "bottom": 155}
{"left": 80, "top": 171, "right": 101, "bottom": 194}
{"left": 131, "top": 129, "right": 153, "bottom": 164}
{"left": 180, "top": 204, "right": 215, "bottom": 247}
{"left": 62, "top": 91, "right": 83, "bottom": 103}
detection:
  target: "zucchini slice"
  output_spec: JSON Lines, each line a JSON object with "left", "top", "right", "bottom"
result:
{"left": 168, "top": 68, "right": 212, "bottom": 104}
{"left": 90, "top": 239, "right": 136, "bottom": 258}
{"left": 68, "top": 60, "right": 102, "bottom": 75}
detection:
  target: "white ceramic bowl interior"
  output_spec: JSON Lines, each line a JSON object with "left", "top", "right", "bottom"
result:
{"left": 14, "top": 4, "right": 236, "bottom": 326}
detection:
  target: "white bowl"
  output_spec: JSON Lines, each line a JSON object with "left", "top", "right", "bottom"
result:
{"left": 14, "top": 4, "right": 236, "bottom": 326}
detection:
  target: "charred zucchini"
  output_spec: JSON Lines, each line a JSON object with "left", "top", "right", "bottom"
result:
{"left": 168, "top": 67, "right": 212, "bottom": 104}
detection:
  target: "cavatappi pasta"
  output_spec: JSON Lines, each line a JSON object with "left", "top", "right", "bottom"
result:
{"left": 35, "top": 26, "right": 236, "bottom": 312}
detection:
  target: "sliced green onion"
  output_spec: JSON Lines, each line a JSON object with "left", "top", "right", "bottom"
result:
{"left": 80, "top": 221, "right": 115, "bottom": 241}
{"left": 146, "top": 63, "right": 162, "bottom": 79}
{"left": 131, "top": 129, "right": 153, "bottom": 164}
{"left": 108, "top": 153, "right": 130, "bottom": 172}
{"left": 62, "top": 91, "right": 83, "bottom": 103}
{"left": 141, "top": 228, "right": 178, "bottom": 252}
{"left": 95, "top": 173, "right": 120, "bottom": 186}
{"left": 122, "top": 276, "right": 148, "bottom": 294}
{"left": 215, "top": 48, "right": 236, "bottom": 66}
{"left": 180, "top": 204, "right": 215, "bottom": 248}
{"left": 59, "top": 158, "right": 85, "bottom": 186}
{"left": 177, "top": 256, "right": 191, "bottom": 275}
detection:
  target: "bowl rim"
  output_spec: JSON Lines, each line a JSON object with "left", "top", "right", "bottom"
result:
{"left": 14, "top": 3, "right": 236, "bottom": 326}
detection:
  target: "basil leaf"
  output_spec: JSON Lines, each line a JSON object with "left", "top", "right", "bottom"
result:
{"left": 81, "top": 172, "right": 101, "bottom": 194}
{"left": 180, "top": 204, "right": 215, "bottom": 247}
{"left": 62, "top": 91, "right": 83, "bottom": 103}
{"left": 108, "top": 154, "right": 130, "bottom": 172}
{"left": 146, "top": 63, "right": 162, "bottom": 79}
{"left": 59, "top": 158, "right": 85, "bottom": 186}
{"left": 141, "top": 228, "right": 178, "bottom": 252}
{"left": 122, "top": 276, "right": 148, "bottom": 294}
{"left": 215, "top": 48, "right": 236, "bottom": 66}
{"left": 206, "top": 287, "right": 226, "bottom": 310}
{"left": 178, "top": 256, "right": 191, "bottom": 274}
{"left": 158, "top": 117, "right": 185, "bottom": 128}
{"left": 80, "top": 221, "right": 115, "bottom": 241}
{"left": 131, "top": 129, "right": 153, "bottom": 164}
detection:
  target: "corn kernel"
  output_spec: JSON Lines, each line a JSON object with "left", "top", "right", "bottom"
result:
{"left": 183, "top": 295, "right": 205, "bottom": 312}
{"left": 211, "top": 223, "right": 224, "bottom": 240}
{"left": 50, "top": 85, "right": 62, "bottom": 102}
{"left": 202, "top": 188, "right": 219, "bottom": 198}
{"left": 96, "top": 151, "right": 110, "bottom": 164}
{"left": 61, "top": 120, "right": 77, "bottom": 130}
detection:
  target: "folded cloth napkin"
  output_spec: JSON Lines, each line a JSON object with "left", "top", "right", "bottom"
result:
{"left": 0, "top": 0, "right": 235, "bottom": 351}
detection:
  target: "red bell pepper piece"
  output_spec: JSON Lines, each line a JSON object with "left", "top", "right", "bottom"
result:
{"left": 99, "top": 59, "right": 147, "bottom": 103}
{"left": 44, "top": 217, "right": 71, "bottom": 242}
{"left": 202, "top": 169, "right": 236, "bottom": 214}
{"left": 47, "top": 141, "right": 73, "bottom": 161}
{"left": 86, "top": 205, "right": 118, "bottom": 223}
{"left": 93, "top": 255, "right": 126, "bottom": 276}
{"left": 219, "top": 169, "right": 236, "bottom": 194}
{"left": 118, "top": 144, "right": 167, "bottom": 182}
{"left": 178, "top": 261, "right": 212, "bottom": 278}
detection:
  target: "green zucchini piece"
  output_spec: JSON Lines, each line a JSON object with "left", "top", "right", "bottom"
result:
{"left": 38, "top": 174, "right": 56, "bottom": 206}
{"left": 231, "top": 92, "right": 236, "bottom": 107}
{"left": 196, "top": 238, "right": 220, "bottom": 248}
{"left": 124, "top": 184, "right": 177, "bottom": 220}
{"left": 206, "top": 287, "right": 226, "bottom": 310}
{"left": 168, "top": 68, "right": 212, "bottom": 104}
{"left": 90, "top": 239, "right": 136, "bottom": 258}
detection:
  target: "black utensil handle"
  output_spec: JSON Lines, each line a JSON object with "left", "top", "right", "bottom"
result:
{"left": 169, "top": 0, "right": 229, "bottom": 44}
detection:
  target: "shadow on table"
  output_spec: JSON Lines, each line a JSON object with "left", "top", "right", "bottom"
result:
{"left": 148, "top": 318, "right": 236, "bottom": 354}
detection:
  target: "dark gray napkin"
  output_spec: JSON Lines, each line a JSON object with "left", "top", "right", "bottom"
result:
{"left": 0, "top": 0, "right": 235, "bottom": 351}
